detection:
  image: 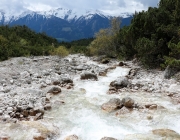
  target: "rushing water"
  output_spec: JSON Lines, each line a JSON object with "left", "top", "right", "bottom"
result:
{"left": 44, "top": 66, "right": 180, "bottom": 140}
{"left": 0, "top": 58, "right": 180, "bottom": 140}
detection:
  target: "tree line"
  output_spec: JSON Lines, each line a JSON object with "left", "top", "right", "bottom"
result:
{"left": 0, "top": 0, "right": 179, "bottom": 70}
{"left": 0, "top": 25, "right": 59, "bottom": 60}
{"left": 89, "top": 0, "right": 180, "bottom": 69}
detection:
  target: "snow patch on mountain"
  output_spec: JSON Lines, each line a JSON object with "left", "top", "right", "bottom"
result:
{"left": 0, "top": 8, "right": 132, "bottom": 24}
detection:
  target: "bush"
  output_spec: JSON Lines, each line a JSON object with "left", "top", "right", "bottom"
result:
{"left": 50, "top": 46, "right": 69, "bottom": 57}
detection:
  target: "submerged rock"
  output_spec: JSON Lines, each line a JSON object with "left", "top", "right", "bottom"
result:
{"left": 152, "top": 129, "right": 180, "bottom": 139}
{"left": 101, "top": 137, "right": 117, "bottom": 140}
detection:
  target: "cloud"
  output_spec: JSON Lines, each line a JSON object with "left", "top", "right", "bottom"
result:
{"left": 0, "top": 0, "right": 159, "bottom": 16}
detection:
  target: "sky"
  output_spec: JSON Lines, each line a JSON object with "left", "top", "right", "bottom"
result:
{"left": 0, "top": 0, "right": 160, "bottom": 16}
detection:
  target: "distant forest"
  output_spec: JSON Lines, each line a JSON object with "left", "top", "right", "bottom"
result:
{"left": 0, "top": 0, "right": 179, "bottom": 70}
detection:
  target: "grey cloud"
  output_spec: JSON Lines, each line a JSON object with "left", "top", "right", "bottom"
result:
{"left": 0, "top": 0, "right": 160, "bottom": 15}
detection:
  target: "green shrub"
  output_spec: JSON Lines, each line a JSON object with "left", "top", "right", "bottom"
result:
{"left": 50, "top": 46, "right": 69, "bottom": 57}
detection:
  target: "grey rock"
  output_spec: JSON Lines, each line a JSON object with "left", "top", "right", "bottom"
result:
{"left": 122, "top": 97, "right": 134, "bottom": 108}
{"left": 6, "top": 107, "right": 13, "bottom": 112}
{"left": 60, "top": 77, "right": 73, "bottom": 84}
{"left": 164, "top": 65, "right": 179, "bottom": 79}
{"left": 110, "top": 77, "right": 130, "bottom": 89}
{"left": 80, "top": 71, "right": 98, "bottom": 80}
{"left": 0, "top": 110, "right": 3, "bottom": 115}
{"left": 101, "top": 98, "right": 122, "bottom": 112}
{"left": 47, "top": 86, "right": 61, "bottom": 94}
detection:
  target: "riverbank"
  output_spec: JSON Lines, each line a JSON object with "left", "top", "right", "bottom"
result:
{"left": 0, "top": 54, "right": 179, "bottom": 140}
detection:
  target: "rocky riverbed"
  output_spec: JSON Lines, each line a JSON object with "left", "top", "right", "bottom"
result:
{"left": 0, "top": 54, "right": 179, "bottom": 140}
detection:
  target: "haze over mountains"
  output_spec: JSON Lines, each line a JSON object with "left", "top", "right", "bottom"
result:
{"left": 0, "top": 8, "right": 133, "bottom": 41}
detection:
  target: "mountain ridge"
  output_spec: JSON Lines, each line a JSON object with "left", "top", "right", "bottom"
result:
{"left": 0, "top": 8, "right": 133, "bottom": 41}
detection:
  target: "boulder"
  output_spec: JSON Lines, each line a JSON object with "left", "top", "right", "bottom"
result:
{"left": 80, "top": 72, "right": 98, "bottom": 80}
{"left": 101, "top": 98, "right": 122, "bottom": 112}
{"left": 122, "top": 97, "right": 134, "bottom": 108}
{"left": 52, "top": 80, "right": 60, "bottom": 85}
{"left": 101, "top": 58, "right": 110, "bottom": 64}
{"left": 47, "top": 87, "right": 61, "bottom": 94}
{"left": 60, "top": 77, "right": 73, "bottom": 84}
{"left": 101, "top": 137, "right": 117, "bottom": 140}
{"left": 119, "top": 61, "right": 124, "bottom": 66}
{"left": 110, "top": 77, "right": 130, "bottom": 89}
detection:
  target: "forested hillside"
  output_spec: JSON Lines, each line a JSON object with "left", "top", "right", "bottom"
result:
{"left": 90, "top": 0, "right": 180, "bottom": 69}
{"left": 0, "top": 0, "right": 179, "bottom": 70}
{"left": 0, "top": 25, "right": 58, "bottom": 60}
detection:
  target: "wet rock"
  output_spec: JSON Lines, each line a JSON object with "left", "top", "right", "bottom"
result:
{"left": 145, "top": 104, "right": 157, "bottom": 110}
{"left": 33, "top": 136, "right": 46, "bottom": 140}
{"left": 80, "top": 71, "right": 98, "bottom": 80}
{"left": 0, "top": 136, "right": 9, "bottom": 140}
{"left": 115, "top": 107, "right": 130, "bottom": 116}
{"left": 52, "top": 80, "right": 60, "bottom": 85}
{"left": 101, "top": 58, "right": 110, "bottom": 64}
{"left": 47, "top": 87, "right": 61, "bottom": 94}
{"left": 122, "top": 97, "right": 134, "bottom": 108}
{"left": 29, "top": 109, "right": 37, "bottom": 116}
{"left": 21, "top": 110, "right": 29, "bottom": 117}
{"left": 99, "top": 70, "right": 107, "bottom": 76}
{"left": 119, "top": 61, "right": 124, "bottom": 66}
{"left": 149, "top": 104, "right": 157, "bottom": 110}
{"left": 106, "top": 66, "right": 116, "bottom": 71}
{"left": 152, "top": 129, "right": 180, "bottom": 139}
{"left": 44, "top": 104, "right": 51, "bottom": 110}
{"left": 101, "top": 98, "right": 122, "bottom": 112}
{"left": 128, "top": 68, "right": 139, "bottom": 78}
{"left": 66, "top": 85, "right": 72, "bottom": 89}
{"left": 34, "top": 113, "right": 43, "bottom": 120}
{"left": 65, "top": 134, "right": 79, "bottom": 140}
{"left": 101, "top": 137, "right": 117, "bottom": 140}
{"left": 110, "top": 77, "right": 130, "bottom": 89}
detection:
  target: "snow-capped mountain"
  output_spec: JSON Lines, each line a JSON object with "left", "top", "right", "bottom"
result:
{"left": 0, "top": 8, "right": 133, "bottom": 41}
